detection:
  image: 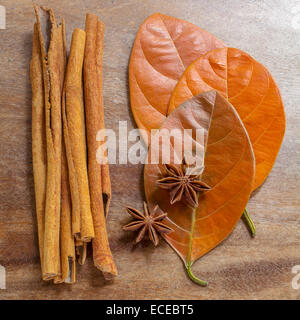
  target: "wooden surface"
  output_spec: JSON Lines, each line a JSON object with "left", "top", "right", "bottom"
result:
{"left": 0, "top": 0, "right": 300, "bottom": 300}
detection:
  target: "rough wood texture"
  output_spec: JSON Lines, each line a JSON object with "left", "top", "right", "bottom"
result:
{"left": 0, "top": 0, "right": 299, "bottom": 299}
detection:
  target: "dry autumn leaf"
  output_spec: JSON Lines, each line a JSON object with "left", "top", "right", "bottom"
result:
{"left": 129, "top": 13, "right": 225, "bottom": 141}
{"left": 144, "top": 91, "right": 255, "bottom": 285}
{"left": 168, "top": 47, "right": 285, "bottom": 190}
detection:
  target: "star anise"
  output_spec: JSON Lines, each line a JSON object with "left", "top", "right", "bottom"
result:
{"left": 123, "top": 202, "right": 173, "bottom": 246}
{"left": 157, "top": 163, "right": 211, "bottom": 208}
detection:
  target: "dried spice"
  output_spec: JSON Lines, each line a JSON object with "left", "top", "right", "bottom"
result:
{"left": 157, "top": 163, "right": 210, "bottom": 208}
{"left": 84, "top": 13, "right": 117, "bottom": 279}
{"left": 59, "top": 140, "right": 76, "bottom": 284}
{"left": 169, "top": 47, "right": 286, "bottom": 190}
{"left": 144, "top": 91, "right": 255, "bottom": 285}
{"left": 63, "top": 28, "right": 95, "bottom": 242}
{"left": 123, "top": 202, "right": 173, "bottom": 246}
{"left": 129, "top": 13, "right": 225, "bottom": 142}
{"left": 33, "top": 4, "right": 66, "bottom": 281}
{"left": 95, "top": 20, "right": 112, "bottom": 217}
{"left": 31, "top": 22, "right": 46, "bottom": 276}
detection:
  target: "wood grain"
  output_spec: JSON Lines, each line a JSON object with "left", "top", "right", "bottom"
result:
{"left": 0, "top": 0, "right": 300, "bottom": 300}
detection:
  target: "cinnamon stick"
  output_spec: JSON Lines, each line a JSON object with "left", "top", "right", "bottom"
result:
{"left": 59, "top": 139, "right": 76, "bottom": 284}
{"left": 34, "top": 4, "right": 65, "bottom": 280}
{"left": 84, "top": 13, "right": 117, "bottom": 279}
{"left": 64, "top": 28, "right": 94, "bottom": 242}
{"left": 62, "top": 88, "right": 81, "bottom": 238}
{"left": 95, "top": 21, "right": 111, "bottom": 216}
{"left": 31, "top": 22, "right": 46, "bottom": 276}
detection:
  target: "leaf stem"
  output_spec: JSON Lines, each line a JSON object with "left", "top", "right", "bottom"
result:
{"left": 185, "top": 206, "right": 208, "bottom": 286}
{"left": 186, "top": 262, "right": 208, "bottom": 286}
{"left": 242, "top": 208, "right": 256, "bottom": 237}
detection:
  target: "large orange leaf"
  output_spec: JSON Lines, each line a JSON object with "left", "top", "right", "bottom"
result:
{"left": 144, "top": 91, "right": 255, "bottom": 285}
{"left": 129, "top": 13, "right": 225, "bottom": 140}
{"left": 168, "top": 47, "right": 285, "bottom": 190}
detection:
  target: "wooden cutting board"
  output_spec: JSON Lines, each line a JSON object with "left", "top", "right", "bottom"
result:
{"left": 0, "top": 0, "right": 299, "bottom": 300}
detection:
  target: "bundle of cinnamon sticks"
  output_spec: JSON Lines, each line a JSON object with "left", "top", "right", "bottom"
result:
{"left": 31, "top": 4, "right": 117, "bottom": 283}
